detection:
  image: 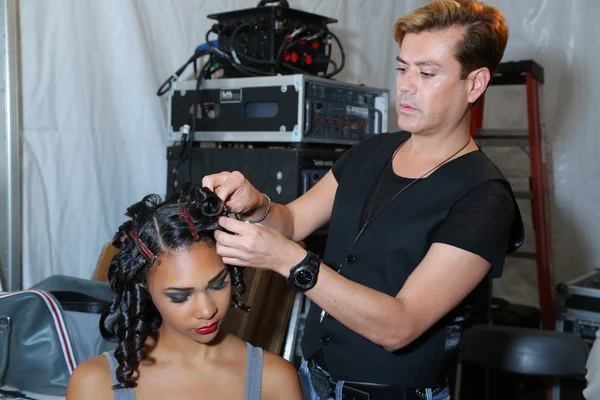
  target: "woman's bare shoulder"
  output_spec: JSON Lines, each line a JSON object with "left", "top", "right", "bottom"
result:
{"left": 261, "top": 349, "right": 302, "bottom": 400}
{"left": 66, "top": 354, "right": 115, "bottom": 400}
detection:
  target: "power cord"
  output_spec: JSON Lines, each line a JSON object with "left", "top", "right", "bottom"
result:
{"left": 159, "top": 17, "right": 346, "bottom": 193}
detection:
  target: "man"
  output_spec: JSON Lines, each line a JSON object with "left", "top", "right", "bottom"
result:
{"left": 203, "top": 1, "right": 523, "bottom": 399}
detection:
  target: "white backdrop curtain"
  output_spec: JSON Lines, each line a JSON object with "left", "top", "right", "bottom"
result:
{"left": 17, "top": 0, "right": 600, "bottom": 307}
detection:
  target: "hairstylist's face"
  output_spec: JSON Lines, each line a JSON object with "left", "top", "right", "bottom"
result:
{"left": 395, "top": 26, "right": 488, "bottom": 135}
{"left": 146, "top": 242, "right": 232, "bottom": 344}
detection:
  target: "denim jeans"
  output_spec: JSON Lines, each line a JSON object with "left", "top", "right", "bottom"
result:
{"left": 298, "top": 360, "right": 451, "bottom": 400}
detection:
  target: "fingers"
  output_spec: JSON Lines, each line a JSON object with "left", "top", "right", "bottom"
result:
{"left": 218, "top": 216, "right": 256, "bottom": 235}
{"left": 202, "top": 171, "right": 261, "bottom": 215}
{"left": 201, "top": 171, "right": 243, "bottom": 203}
{"left": 214, "top": 170, "right": 250, "bottom": 208}
{"left": 215, "top": 242, "right": 248, "bottom": 262}
{"left": 214, "top": 230, "right": 250, "bottom": 266}
{"left": 221, "top": 257, "right": 247, "bottom": 267}
{"left": 202, "top": 171, "right": 248, "bottom": 208}
{"left": 215, "top": 220, "right": 259, "bottom": 254}
{"left": 214, "top": 228, "right": 241, "bottom": 247}
{"left": 201, "top": 171, "right": 231, "bottom": 193}
{"left": 215, "top": 183, "right": 242, "bottom": 205}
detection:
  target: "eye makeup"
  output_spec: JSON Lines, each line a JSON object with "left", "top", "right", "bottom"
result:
{"left": 162, "top": 267, "right": 230, "bottom": 303}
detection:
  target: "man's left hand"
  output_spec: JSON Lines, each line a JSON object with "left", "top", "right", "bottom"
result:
{"left": 215, "top": 216, "right": 307, "bottom": 276}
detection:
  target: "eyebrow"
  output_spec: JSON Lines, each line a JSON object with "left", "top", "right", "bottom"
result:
{"left": 208, "top": 268, "right": 228, "bottom": 285}
{"left": 396, "top": 56, "right": 441, "bottom": 67}
{"left": 163, "top": 267, "right": 228, "bottom": 292}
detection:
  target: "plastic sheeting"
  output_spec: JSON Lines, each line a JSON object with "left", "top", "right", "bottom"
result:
{"left": 16, "top": 0, "right": 600, "bottom": 307}
{"left": 482, "top": 0, "right": 600, "bottom": 306}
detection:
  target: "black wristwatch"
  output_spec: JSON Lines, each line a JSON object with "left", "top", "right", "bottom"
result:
{"left": 286, "top": 251, "right": 321, "bottom": 291}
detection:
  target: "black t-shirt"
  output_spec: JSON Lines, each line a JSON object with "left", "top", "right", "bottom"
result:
{"left": 302, "top": 132, "right": 522, "bottom": 386}
{"left": 332, "top": 146, "right": 515, "bottom": 277}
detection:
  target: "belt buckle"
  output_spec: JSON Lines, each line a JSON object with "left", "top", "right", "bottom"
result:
{"left": 415, "top": 386, "right": 444, "bottom": 398}
{"left": 415, "top": 388, "right": 427, "bottom": 399}
{"left": 309, "top": 365, "right": 333, "bottom": 400}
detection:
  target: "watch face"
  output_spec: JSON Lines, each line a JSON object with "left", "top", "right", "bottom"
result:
{"left": 294, "top": 267, "right": 315, "bottom": 289}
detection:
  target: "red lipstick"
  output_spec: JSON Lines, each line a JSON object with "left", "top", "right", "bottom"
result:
{"left": 195, "top": 322, "right": 219, "bottom": 335}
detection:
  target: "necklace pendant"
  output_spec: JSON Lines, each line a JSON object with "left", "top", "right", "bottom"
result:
{"left": 320, "top": 309, "right": 327, "bottom": 323}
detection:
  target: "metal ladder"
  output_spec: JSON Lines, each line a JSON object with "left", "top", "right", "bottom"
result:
{"left": 470, "top": 59, "right": 555, "bottom": 332}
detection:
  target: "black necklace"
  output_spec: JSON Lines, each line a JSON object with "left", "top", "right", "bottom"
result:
{"left": 348, "top": 137, "right": 471, "bottom": 253}
{"left": 319, "top": 137, "right": 471, "bottom": 323}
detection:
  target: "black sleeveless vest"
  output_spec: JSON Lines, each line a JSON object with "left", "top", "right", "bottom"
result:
{"left": 301, "top": 131, "right": 522, "bottom": 387}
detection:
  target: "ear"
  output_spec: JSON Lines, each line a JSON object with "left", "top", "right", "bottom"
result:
{"left": 467, "top": 67, "right": 491, "bottom": 104}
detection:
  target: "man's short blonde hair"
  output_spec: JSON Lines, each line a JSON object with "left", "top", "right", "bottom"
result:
{"left": 393, "top": 0, "right": 509, "bottom": 79}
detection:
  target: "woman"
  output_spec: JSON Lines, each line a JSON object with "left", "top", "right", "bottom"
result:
{"left": 66, "top": 183, "right": 302, "bottom": 399}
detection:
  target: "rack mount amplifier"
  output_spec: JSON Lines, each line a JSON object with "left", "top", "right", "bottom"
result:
{"left": 168, "top": 74, "right": 389, "bottom": 145}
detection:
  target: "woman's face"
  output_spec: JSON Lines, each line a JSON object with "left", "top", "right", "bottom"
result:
{"left": 146, "top": 242, "right": 232, "bottom": 344}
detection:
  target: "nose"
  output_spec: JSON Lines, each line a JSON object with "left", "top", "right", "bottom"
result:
{"left": 192, "top": 292, "right": 218, "bottom": 320}
{"left": 397, "top": 69, "right": 417, "bottom": 95}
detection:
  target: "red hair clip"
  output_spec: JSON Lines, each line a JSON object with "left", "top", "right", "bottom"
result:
{"left": 178, "top": 200, "right": 200, "bottom": 241}
{"left": 129, "top": 230, "right": 159, "bottom": 265}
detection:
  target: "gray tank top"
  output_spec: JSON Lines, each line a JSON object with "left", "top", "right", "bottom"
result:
{"left": 103, "top": 342, "right": 264, "bottom": 400}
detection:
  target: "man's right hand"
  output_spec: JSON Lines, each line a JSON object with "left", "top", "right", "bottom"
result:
{"left": 201, "top": 171, "right": 266, "bottom": 217}
{"left": 204, "top": 168, "right": 338, "bottom": 243}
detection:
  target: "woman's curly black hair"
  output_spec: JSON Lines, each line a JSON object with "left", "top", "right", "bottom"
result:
{"left": 99, "top": 182, "right": 248, "bottom": 389}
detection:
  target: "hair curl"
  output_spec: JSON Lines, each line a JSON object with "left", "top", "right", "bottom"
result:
{"left": 100, "top": 182, "right": 248, "bottom": 389}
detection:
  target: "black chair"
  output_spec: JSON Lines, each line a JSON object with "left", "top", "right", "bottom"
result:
{"left": 454, "top": 324, "right": 590, "bottom": 400}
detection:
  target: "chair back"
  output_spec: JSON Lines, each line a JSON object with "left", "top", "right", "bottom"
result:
{"left": 460, "top": 324, "right": 589, "bottom": 378}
